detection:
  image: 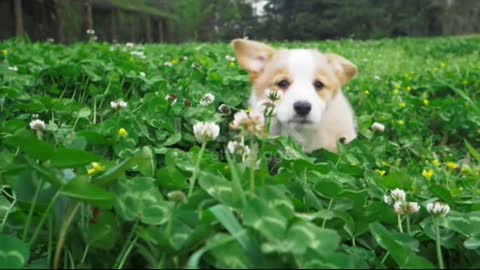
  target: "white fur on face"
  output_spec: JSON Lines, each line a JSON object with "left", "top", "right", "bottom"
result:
{"left": 275, "top": 50, "right": 327, "bottom": 127}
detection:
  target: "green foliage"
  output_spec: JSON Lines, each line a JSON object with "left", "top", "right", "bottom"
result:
{"left": 0, "top": 36, "right": 480, "bottom": 269}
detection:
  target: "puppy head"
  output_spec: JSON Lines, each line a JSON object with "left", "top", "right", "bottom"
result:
{"left": 232, "top": 39, "right": 357, "bottom": 128}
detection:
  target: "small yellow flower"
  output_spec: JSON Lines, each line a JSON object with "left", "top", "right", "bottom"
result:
{"left": 422, "top": 169, "right": 434, "bottom": 181}
{"left": 171, "top": 59, "right": 178, "bottom": 65}
{"left": 432, "top": 159, "right": 441, "bottom": 167}
{"left": 423, "top": 99, "right": 429, "bottom": 106}
{"left": 375, "top": 169, "right": 386, "bottom": 176}
{"left": 247, "top": 106, "right": 252, "bottom": 114}
{"left": 381, "top": 161, "right": 388, "bottom": 166}
{"left": 393, "top": 90, "right": 399, "bottom": 96}
{"left": 2, "top": 49, "right": 8, "bottom": 56}
{"left": 88, "top": 162, "right": 105, "bottom": 176}
{"left": 229, "top": 62, "right": 235, "bottom": 68}
{"left": 463, "top": 80, "right": 469, "bottom": 86}
{"left": 477, "top": 129, "right": 480, "bottom": 135}
{"left": 441, "top": 63, "right": 447, "bottom": 69}
{"left": 400, "top": 102, "right": 407, "bottom": 108}
{"left": 406, "top": 86, "right": 412, "bottom": 92}
{"left": 445, "top": 162, "right": 459, "bottom": 170}
{"left": 397, "top": 120, "right": 405, "bottom": 126}
{"left": 364, "top": 90, "right": 370, "bottom": 96}
{"left": 351, "top": 163, "right": 358, "bottom": 167}
{"left": 118, "top": 128, "right": 128, "bottom": 138}
{"left": 395, "top": 84, "right": 401, "bottom": 90}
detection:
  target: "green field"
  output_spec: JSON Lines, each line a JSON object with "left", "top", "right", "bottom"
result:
{"left": 1, "top": 36, "right": 480, "bottom": 269}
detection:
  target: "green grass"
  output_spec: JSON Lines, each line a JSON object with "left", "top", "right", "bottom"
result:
{"left": 1, "top": 35, "right": 480, "bottom": 269}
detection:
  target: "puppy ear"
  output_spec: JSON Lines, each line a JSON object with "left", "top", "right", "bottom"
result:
{"left": 231, "top": 39, "right": 275, "bottom": 74}
{"left": 325, "top": 53, "right": 358, "bottom": 84}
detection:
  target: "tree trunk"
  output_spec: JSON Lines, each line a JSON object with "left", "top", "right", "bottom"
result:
{"left": 146, "top": 16, "right": 152, "bottom": 43}
{"left": 14, "top": 0, "right": 24, "bottom": 37}
{"left": 55, "top": 0, "right": 64, "bottom": 43}
{"left": 85, "top": 0, "right": 93, "bottom": 30}
{"left": 158, "top": 20, "right": 164, "bottom": 43}
{"left": 111, "top": 8, "right": 117, "bottom": 42}
{"left": 130, "top": 14, "right": 135, "bottom": 42}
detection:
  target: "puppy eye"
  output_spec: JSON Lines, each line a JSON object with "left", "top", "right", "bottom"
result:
{"left": 314, "top": 80, "right": 325, "bottom": 90}
{"left": 276, "top": 80, "right": 290, "bottom": 89}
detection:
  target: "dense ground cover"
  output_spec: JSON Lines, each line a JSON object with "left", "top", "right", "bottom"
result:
{"left": 1, "top": 36, "right": 480, "bottom": 269}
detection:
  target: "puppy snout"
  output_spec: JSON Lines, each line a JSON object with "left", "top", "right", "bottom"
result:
{"left": 293, "top": 101, "right": 312, "bottom": 116}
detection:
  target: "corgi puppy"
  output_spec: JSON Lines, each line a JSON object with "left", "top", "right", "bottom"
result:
{"left": 231, "top": 38, "right": 358, "bottom": 153}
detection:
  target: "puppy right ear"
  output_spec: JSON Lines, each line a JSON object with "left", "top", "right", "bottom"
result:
{"left": 231, "top": 39, "right": 275, "bottom": 74}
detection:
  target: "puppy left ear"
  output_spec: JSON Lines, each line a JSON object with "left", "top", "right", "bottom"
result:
{"left": 325, "top": 53, "right": 358, "bottom": 84}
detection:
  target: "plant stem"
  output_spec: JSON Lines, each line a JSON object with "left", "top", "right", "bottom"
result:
{"left": 322, "top": 199, "right": 334, "bottom": 228}
{"left": 117, "top": 236, "right": 139, "bottom": 269}
{"left": 80, "top": 244, "right": 90, "bottom": 265}
{"left": 29, "top": 191, "right": 61, "bottom": 247}
{"left": 406, "top": 215, "right": 411, "bottom": 235}
{"left": 381, "top": 251, "right": 390, "bottom": 264}
{"left": 48, "top": 215, "right": 53, "bottom": 265}
{"left": 188, "top": 142, "right": 207, "bottom": 197}
{"left": 435, "top": 219, "right": 445, "bottom": 269}
{"left": 114, "top": 219, "right": 139, "bottom": 269}
{"left": 0, "top": 189, "right": 16, "bottom": 233}
{"left": 23, "top": 177, "right": 44, "bottom": 241}
{"left": 249, "top": 140, "right": 257, "bottom": 196}
{"left": 93, "top": 96, "right": 97, "bottom": 124}
{"left": 53, "top": 202, "right": 81, "bottom": 269}
{"left": 397, "top": 214, "right": 404, "bottom": 233}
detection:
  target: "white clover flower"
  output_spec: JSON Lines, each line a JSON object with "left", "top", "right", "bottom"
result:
{"left": 227, "top": 141, "right": 250, "bottom": 159}
{"left": 86, "top": 29, "right": 95, "bottom": 35}
{"left": 384, "top": 195, "right": 393, "bottom": 205}
{"left": 394, "top": 201, "right": 420, "bottom": 215}
{"left": 29, "top": 119, "right": 46, "bottom": 131}
{"left": 117, "top": 100, "right": 128, "bottom": 109}
{"left": 406, "top": 202, "right": 420, "bottom": 214}
{"left": 200, "top": 93, "right": 215, "bottom": 106}
{"left": 165, "top": 94, "right": 177, "bottom": 105}
{"left": 260, "top": 100, "right": 276, "bottom": 117}
{"left": 126, "top": 42, "right": 135, "bottom": 48}
{"left": 193, "top": 122, "right": 220, "bottom": 143}
{"left": 110, "top": 101, "right": 118, "bottom": 110}
{"left": 164, "top": 61, "right": 173, "bottom": 67}
{"left": 130, "top": 51, "right": 145, "bottom": 59}
{"left": 230, "top": 110, "right": 265, "bottom": 134}
{"left": 182, "top": 56, "right": 188, "bottom": 61}
{"left": 139, "top": 72, "right": 146, "bottom": 78}
{"left": 394, "top": 202, "right": 403, "bottom": 215}
{"left": 8, "top": 66, "right": 18, "bottom": 72}
{"left": 427, "top": 202, "right": 450, "bottom": 217}
{"left": 225, "top": 55, "right": 236, "bottom": 62}
{"left": 218, "top": 104, "right": 231, "bottom": 115}
{"left": 266, "top": 89, "right": 283, "bottom": 101}
{"left": 111, "top": 100, "right": 127, "bottom": 110}
{"left": 232, "top": 110, "right": 249, "bottom": 127}
{"left": 390, "top": 188, "right": 406, "bottom": 203}
{"left": 374, "top": 75, "right": 381, "bottom": 80}
{"left": 46, "top": 38, "right": 55, "bottom": 43}
{"left": 372, "top": 122, "right": 385, "bottom": 133}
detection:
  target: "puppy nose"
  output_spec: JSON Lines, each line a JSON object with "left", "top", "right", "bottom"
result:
{"left": 293, "top": 101, "right": 311, "bottom": 116}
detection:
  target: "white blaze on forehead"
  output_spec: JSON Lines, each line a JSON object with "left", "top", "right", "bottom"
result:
{"left": 284, "top": 50, "right": 318, "bottom": 82}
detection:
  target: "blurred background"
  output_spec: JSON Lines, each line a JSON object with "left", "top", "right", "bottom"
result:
{"left": 1, "top": 0, "right": 479, "bottom": 44}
